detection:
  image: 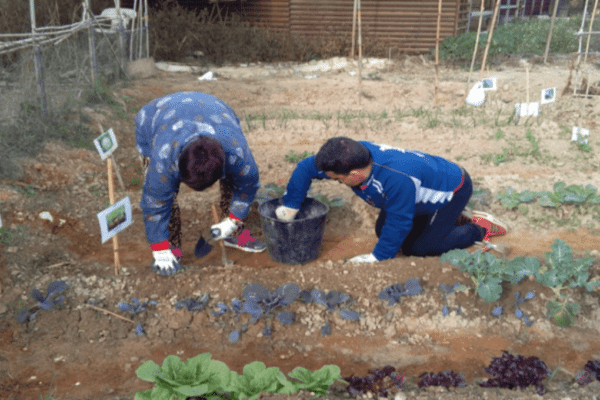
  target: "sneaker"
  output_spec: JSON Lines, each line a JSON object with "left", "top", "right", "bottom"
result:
{"left": 455, "top": 208, "right": 473, "bottom": 226}
{"left": 471, "top": 211, "right": 508, "bottom": 242}
{"left": 224, "top": 229, "right": 266, "bottom": 253}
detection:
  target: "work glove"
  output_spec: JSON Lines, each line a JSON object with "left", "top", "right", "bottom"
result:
{"left": 151, "top": 249, "right": 183, "bottom": 276}
{"left": 349, "top": 253, "right": 379, "bottom": 264}
{"left": 210, "top": 217, "right": 242, "bottom": 240}
{"left": 275, "top": 205, "right": 299, "bottom": 221}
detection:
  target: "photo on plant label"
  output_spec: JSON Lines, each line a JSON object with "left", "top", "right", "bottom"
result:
{"left": 97, "top": 197, "right": 132, "bottom": 243}
{"left": 482, "top": 77, "right": 497, "bottom": 91}
{"left": 571, "top": 126, "right": 590, "bottom": 144}
{"left": 541, "top": 87, "right": 556, "bottom": 104}
{"left": 528, "top": 102, "right": 539, "bottom": 116}
{"left": 93, "top": 128, "right": 118, "bottom": 161}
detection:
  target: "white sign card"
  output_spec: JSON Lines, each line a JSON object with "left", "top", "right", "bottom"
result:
{"left": 93, "top": 128, "right": 118, "bottom": 161}
{"left": 541, "top": 87, "right": 556, "bottom": 104}
{"left": 0, "top": 214, "right": 2, "bottom": 229}
{"left": 515, "top": 102, "right": 539, "bottom": 117}
{"left": 571, "top": 126, "right": 590, "bottom": 144}
{"left": 97, "top": 197, "right": 132, "bottom": 244}
{"left": 481, "top": 77, "right": 497, "bottom": 91}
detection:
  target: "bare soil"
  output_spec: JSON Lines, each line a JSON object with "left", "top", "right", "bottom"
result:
{"left": 1, "top": 55, "right": 600, "bottom": 400}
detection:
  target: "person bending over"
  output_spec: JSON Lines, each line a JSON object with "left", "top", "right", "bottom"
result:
{"left": 136, "top": 91, "right": 266, "bottom": 276}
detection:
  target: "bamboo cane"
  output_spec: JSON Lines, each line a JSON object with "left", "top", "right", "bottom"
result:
{"left": 358, "top": 0, "right": 362, "bottom": 83}
{"left": 467, "top": 0, "right": 486, "bottom": 93}
{"left": 434, "top": 0, "right": 442, "bottom": 105}
{"left": 99, "top": 123, "right": 120, "bottom": 275}
{"left": 107, "top": 157, "right": 120, "bottom": 275}
{"left": 585, "top": 0, "right": 599, "bottom": 64}
{"left": 544, "top": 0, "right": 561, "bottom": 64}
{"left": 479, "top": 0, "right": 502, "bottom": 82}
{"left": 351, "top": 0, "right": 357, "bottom": 58}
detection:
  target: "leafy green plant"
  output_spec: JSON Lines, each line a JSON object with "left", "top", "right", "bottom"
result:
{"left": 288, "top": 365, "right": 342, "bottom": 396}
{"left": 284, "top": 150, "right": 315, "bottom": 163}
{"left": 496, "top": 183, "right": 600, "bottom": 210}
{"left": 534, "top": 239, "right": 600, "bottom": 327}
{"left": 135, "top": 353, "right": 231, "bottom": 400}
{"left": 537, "top": 182, "right": 600, "bottom": 208}
{"left": 228, "top": 361, "right": 296, "bottom": 400}
{"left": 497, "top": 186, "right": 537, "bottom": 209}
{"left": 440, "top": 250, "right": 539, "bottom": 303}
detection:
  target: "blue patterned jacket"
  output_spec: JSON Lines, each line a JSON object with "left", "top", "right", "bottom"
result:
{"left": 135, "top": 92, "right": 260, "bottom": 244}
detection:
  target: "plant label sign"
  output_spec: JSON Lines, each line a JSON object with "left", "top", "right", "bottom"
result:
{"left": 572, "top": 126, "right": 590, "bottom": 144}
{"left": 93, "top": 128, "right": 118, "bottom": 161}
{"left": 541, "top": 87, "right": 556, "bottom": 104}
{"left": 0, "top": 214, "right": 2, "bottom": 229}
{"left": 482, "top": 77, "right": 497, "bottom": 91}
{"left": 515, "top": 102, "right": 539, "bottom": 117}
{"left": 97, "top": 196, "right": 132, "bottom": 243}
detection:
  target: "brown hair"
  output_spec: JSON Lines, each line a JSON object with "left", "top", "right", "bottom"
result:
{"left": 179, "top": 136, "right": 225, "bottom": 191}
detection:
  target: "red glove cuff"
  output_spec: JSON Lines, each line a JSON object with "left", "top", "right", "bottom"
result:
{"left": 150, "top": 240, "right": 170, "bottom": 251}
{"left": 229, "top": 213, "right": 242, "bottom": 222}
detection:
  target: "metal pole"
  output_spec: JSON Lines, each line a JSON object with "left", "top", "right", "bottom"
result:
{"left": 543, "top": 0, "right": 561, "bottom": 63}
{"left": 29, "top": 0, "right": 47, "bottom": 114}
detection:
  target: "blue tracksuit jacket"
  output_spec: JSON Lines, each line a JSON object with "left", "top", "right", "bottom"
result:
{"left": 135, "top": 92, "right": 260, "bottom": 244}
{"left": 282, "top": 141, "right": 464, "bottom": 261}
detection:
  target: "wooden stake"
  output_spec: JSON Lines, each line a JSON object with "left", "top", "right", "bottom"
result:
{"left": 110, "top": 154, "right": 126, "bottom": 191}
{"left": 107, "top": 157, "right": 120, "bottom": 275}
{"left": 351, "top": 0, "right": 357, "bottom": 58}
{"left": 467, "top": 0, "right": 486, "bottom": 93}
{"left": 585, "top": 0, "right": 599, "bottom": 64}
{"left": 544, "top": 0, "right": 561, "bottom": 64}
{"left": 358, "top": 0, "right": 362, "bottom": 83}
{"left": 479, "top": 0, "right": 502, "bottom": 82}
{"left": 434, "top": 0, "right": 442, "bottom": 105}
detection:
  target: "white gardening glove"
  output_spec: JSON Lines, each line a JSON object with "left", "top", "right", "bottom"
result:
{"left": 349, "top": 253, "right": 379, "bottom": 264}
{"left": 210, "top": 218, "right": 242, "bottom": 240}
{"left": 275, "top": 205, "right": 299, "bottom": 221}
{"left": 151, "top": 250, "right": 183, "bottom": 276}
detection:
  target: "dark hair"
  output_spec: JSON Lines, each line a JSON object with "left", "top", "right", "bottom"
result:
{"left": 179, "top": 136, "right": 225, "bottom": 191}
{"left": 314, "top": 137, "right": 371, "bottom": 174}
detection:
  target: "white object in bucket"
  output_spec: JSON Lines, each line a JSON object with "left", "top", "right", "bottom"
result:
{"left": 466, "top": 81, "right": 486, "bottom": 106}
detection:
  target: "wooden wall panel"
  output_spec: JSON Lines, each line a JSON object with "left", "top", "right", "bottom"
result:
{"left": 244, "top": 0, "right": 471, "bottom": 53}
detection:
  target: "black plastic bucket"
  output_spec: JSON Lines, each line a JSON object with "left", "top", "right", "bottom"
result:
{"left": 258, "top": 198, "right": 329, "bottom": 264}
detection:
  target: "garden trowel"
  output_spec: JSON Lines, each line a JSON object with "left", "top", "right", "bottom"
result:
{"left": 475, "top": 241, "right": 511, "bottom": 257}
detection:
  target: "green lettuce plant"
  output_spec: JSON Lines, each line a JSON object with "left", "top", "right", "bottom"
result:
{"left": 440, "top": 250, "right": 539, "bottom": 303}
{"left": 227, "top": 361, "right": 296, "bottom": 400}
{"left": 288, "top": 365, "right": 342, "bottom": 396}
{"left": 134, "top": 353, "right": 230, "bottom": 400}
{"left": 535, "top": 239, "right": 600, "bottom": 327}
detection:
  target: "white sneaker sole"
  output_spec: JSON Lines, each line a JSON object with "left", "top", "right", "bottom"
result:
{"left": 471, "top": 211, "right": 509, "bottom": 232}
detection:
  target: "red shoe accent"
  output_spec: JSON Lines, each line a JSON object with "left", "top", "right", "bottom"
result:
{"left": 237, "top": 229, "right": 256, "bottom": 247}
{"left": 472, "top": 214, "right": 507, "bottom": 242}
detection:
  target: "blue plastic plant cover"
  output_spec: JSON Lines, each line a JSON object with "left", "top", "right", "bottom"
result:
{"left": 277, "top": 310, "right": 294, "bottom": 325}
{"left": 229, "top": 329, "right": 240, "bottom": 343}
{"left": 340, "top": 309, "right": 360, "bottom": 321}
